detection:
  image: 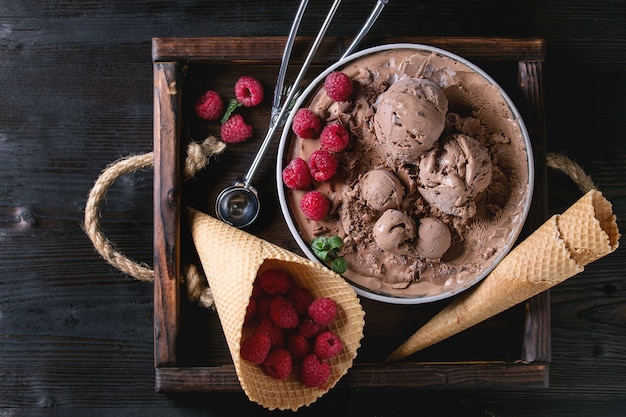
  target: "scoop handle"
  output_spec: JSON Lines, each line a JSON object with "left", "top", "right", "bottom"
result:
{"left": 242, "top": 0, "right": 343, "bottom": 187}
{"left": 271, "top": 0, "right": 309, "bottom": 122}
{"left": 341, "top": 0, "right": 389, "bottom": 60}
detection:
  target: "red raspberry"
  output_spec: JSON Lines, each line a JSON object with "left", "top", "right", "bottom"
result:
{"left": 251, "top": 280, "right": 265, "bottom": 299}
{"left": 221, "top": 114, "right": 253, "bottom": 143}
{"left": 308, "top": 297, "right": 337, "bottom": 326}
{"left": 282, "top": 157, "right": 312, "bottom": 190}
{"left": 297, "top": 317, "right": 326, "bottom": 339}
{"left": 286, "top": 332, "right": 311, "bottom": 360}
{"left": 292, "top": 108, "right": 322, "bottom": 138}
{"left": 313, "top": 330, "right": 343, "bottom": 359}
{"left": 287, "top": 286, "right": 314, "bottom": 316}
{"left": 324, "top": 71, "right": 353, "bottom": 102}
{"left": 320, "top": 123, "right": 350, "bottom": 153}
{"left": 240, "top": 332, "right": 271, "bottom": 364}
{"left": 256, "top": 317, "right": 285, "bottom": 348}
{"left": 194, "top": 90, "right": 224, "bottom": 120}
{"left": 261, "top": 348, "right": 292, "bottom": 380}
{"left": 308, "top": 150, "right": 338, "bottom": 182}
{"left": 244, "top": 298, "right": 257, "bottom": 323}
{"left": 301, "top": 354, "right": 331, "bottom": 388}
{"left": 255, "top": 295, "right": 274, "bottom": 320}
{"left": 269, "top": 295, "right": 299, "bottom": 329}
{"left": 235, "top": 75, "right": 264, "bottom": 107}
{"left": 299, "top": 191, "right": 330, "bottom": 221}
{"left": 258, "top": 269, "right": 294, "bottom": 295}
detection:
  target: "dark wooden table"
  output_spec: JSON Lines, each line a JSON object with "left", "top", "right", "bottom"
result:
{"left": 1, "top": 1, "right": 625, "bottom": 415}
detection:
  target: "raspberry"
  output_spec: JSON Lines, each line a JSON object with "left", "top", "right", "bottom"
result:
{"left": 320, "top": 123, "right": 350, "bottom": 153}
{"left": 261, "top": 348, "right": 292, "bottom": 380}
{"left": 287, "top": 286, "right": 314, "bottom": 316}
{"left": 256, "top": 317, "right": 285, "bottom": 348}
{"left": 308, "top": 150, "right": 338, "bottom": 182}
{"left": 308, "top": 297, "right": 337, "bottom": 326}
{"left": 258, "top": 269, "right": 294, "bottom": 295}
{"left": 251, "top": 280, "right": 265, "bottom": 299}
{"left": 282, "top": 157, "right": 312, "bottom": 190}
{"left": 297, "top": 317, "right": 326, "bottom": 339}
{"left": 292, "top": 108, "right": 322, "bottom": 138}
{"left": 301, "top": 354, "right": 331, "bottom": 388}
{"left": 286, "top": 332, "right": 311, "bottom": 360}
{"left": 194, "top": 90, "right": 224, "bottom": 120}
{"left": 235, "top": 75, "right": 264, "bottom": 107}
{"left": 324, "top": 71, "right": 353, "bottom": 102}
{"left": 244, "top": 298, "right": 257, "bottom": 323}
{"left": 313, "top": 330, "right": 343, "bottom": 359}
{"left": 269, "top": 295, "right": 299, "bottom": 329}
{"left": 255, "top": 295, "right": 274, "bottom": 320}
{"left": 221, "top": 114, "right": 253, "bottom": 143}
{"left": 299, "top": 191, "right": 330, "bottom": 221}
{"left": 240, "top": 332, "right": 271, "bottom": 364}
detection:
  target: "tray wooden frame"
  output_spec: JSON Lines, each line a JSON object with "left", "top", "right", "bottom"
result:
{"left": 153, "top": 36, "right": 549, "bottom": 392}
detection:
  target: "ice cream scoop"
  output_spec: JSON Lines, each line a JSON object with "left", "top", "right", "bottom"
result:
{"left": 415, "top": 217, "right": 451, "bottom": 259}
{"left": 418, "top": 133, "right": 492, "bottom": 218}
{"left": 373, "top": 78, "right": 448, "bottom": 163}
{"left": 217, "top": 0, "right": 386, "bottom": 229}
{"left": 361, "top": 169, "right": 405, "bottom": 212}
{"left": 373, "top": 209, "right": 416, "bottom": 255}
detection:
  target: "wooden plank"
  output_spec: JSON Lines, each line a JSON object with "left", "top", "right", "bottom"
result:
{"left": 153, "top": 62, "right": 182, "bottom": 367}
{"left": 517, "top": 60, "right": 551, "bottom": 364}
{"left": 156, "top": 361, "right": 549, "bottom": 392}
{"left": 152, "top": 36, "right": 546, "bottom": 63}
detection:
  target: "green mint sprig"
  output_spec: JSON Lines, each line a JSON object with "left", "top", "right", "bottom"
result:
{"left": 311, "top": 236, "right": 347, "bottom": 274}
{"left": 220, "top": 98, "right": 242, "bottom": 124}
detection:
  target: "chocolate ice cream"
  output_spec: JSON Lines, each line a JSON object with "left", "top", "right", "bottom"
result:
{"left": 418, "top": 133, "right": 492, "bottom": 219}
{"left": 280, "top": 46, "right": 532, "bottom": 301}
{"left": 373, "top": 209, "right": 416, "bottom": 255}
{"left": 361, "top": 169, "right": 405, "bottom": 212}
{"left": 374, "top": 78, "right": 448, "bottom": 162}
{"left": 415, "top": 217, "right": 451, "bottom": 259}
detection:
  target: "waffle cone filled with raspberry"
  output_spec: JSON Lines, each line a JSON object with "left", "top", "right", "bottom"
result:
{"left": 187, "top": 207, "right": 365, "bottom": 411}
{"left": 387, "top": 190, "right": 620, "bottom": 362}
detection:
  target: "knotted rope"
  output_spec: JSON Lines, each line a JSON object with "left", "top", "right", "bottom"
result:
{"left": 83, "top": 144, "right": 595, "bottom": 311}
{"left": 83, "top": 135, "right": 226, "bottom": 310}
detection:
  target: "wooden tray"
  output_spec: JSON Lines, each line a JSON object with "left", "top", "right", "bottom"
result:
{"left": 152, "top": 36, "right": 549, "bottom": 391}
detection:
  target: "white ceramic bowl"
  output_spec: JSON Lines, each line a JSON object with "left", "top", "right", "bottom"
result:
{"left": 276, "top": 44, "right": 534, "bottom": 304}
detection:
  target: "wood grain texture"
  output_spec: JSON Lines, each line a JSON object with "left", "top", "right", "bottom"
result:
{"left": 0, "top": 0, "right": 625, "bottom": 416}
{"left": 153, "top": 61, "right": 181, "bottom": 367}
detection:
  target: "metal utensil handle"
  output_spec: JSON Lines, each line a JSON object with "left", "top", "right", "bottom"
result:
{"left": 271, "top": 0, "right": 309, "bottom": 117}
{"left": 341, "top": 0, "right": 389, "bottom": 60}
{"left": 242, "top": 0, "right": 343, "bottom": 187}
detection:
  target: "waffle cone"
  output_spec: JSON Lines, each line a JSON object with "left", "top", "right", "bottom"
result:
{"left": 387, "top": 190, "right": 620, "bottom": 362}
{"left": 187, "top": 208, "right": 365, "bottom": 411}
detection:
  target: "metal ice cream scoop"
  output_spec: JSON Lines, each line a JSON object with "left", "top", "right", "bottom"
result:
{"left": 215, "top": 0, "right": 389, "bottom": 228}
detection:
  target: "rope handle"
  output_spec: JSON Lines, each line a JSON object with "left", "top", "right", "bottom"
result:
{"left": 83, "top": 147, "right": 595, "bottom": 309}
{"left": 546, "top": 153, "right": 596, "bottom": 194}
{"left": 83, "top": 136, "right": 225, "bottom": 309}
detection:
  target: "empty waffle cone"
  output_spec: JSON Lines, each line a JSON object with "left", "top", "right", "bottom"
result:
{"left": 187, "top": 208, "right": 365, "bottom": 411}
{"left": 387, "top": 189, "right": 620, "bottom": 362}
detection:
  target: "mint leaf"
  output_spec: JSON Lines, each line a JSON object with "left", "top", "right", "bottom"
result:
{"left": 220, "top": 99, "right": 242, "bottom": 124}
{"left": 311, "top": 236, "right": 327, "bottom": 251}
{"left": 311, "top": 235, "right": 347, "bottom": 274}
{"left": 327, "top": 235, "right": 343, "bottom": 250}
{"left": 311, "top": 237, "right": 329, "bottom": 260}
{"left": 316, "top": 250, "right": 330, "bottom": 261}
{"left": 331, "top": 257, "right": 347, "bottom": 274}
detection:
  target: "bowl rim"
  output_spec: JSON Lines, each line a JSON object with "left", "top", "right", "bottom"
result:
{"left": 276, "top": 42, "right": 535, "bottom": 304}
